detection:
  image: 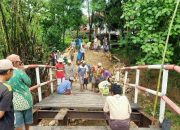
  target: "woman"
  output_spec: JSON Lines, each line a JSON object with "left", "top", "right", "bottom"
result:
{"left": 56, "top": 58, "right": 65, "bottom": 85}
{"left": 7, "top": 54, "right": 33, "bottom": 130}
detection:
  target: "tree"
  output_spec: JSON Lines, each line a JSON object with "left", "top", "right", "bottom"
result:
{"left": 122, "top": 0, "right": 180, "bottom": 65}
{"left": 0, "top": 0, "right": 45, "bottom": 63}
{"left": 41, "top": 0, "right": 83, "bottom": 50}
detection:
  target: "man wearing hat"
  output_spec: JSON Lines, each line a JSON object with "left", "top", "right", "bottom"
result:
{"left": 56, "top": 58, "right": 65, "bottom": 85}
{"left": 95, "top": 62, "right": 104, "bottom": 89}
{"left": 0, "top": 59, "right": 14, "bottom": 130}
{"left": 7, "top": 54, "right": 33, "bottom": 130}
{"left": 103, "top": 85, "right": 131, "bottom": 130}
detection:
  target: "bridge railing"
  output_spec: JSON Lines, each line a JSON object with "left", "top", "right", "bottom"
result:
{"left": 121, "top": 65, "right": 180, "bottom": 123}
{"left": 24, "top": 46, "right": 73, "bottom": 102}
{"left": 23, "top": 64, "right": 56, "bottom": 102}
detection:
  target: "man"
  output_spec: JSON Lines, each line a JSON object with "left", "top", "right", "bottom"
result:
{"left": 65, "top": 59, "right": 74, "bottom": 86}
{"left": 95, "top": 62, "right": 104, "bottom": 89}
{"left": 0, "top": 59, "right": 14, "bottom": 130}
{"left": 76, "top": 50, "right": 82, "bottom": 65}
{"left": 102, "top": 69, "right": 111, "bottom": 81}
{"left": 57, "top": 79, "right": 71, "bottom": 95}
{"left": 7, "top": 54, "right": 33, "bottom": 130}
{"left": 103, "top": 85, "right": 131, "bottom": 130}
{"left": 77, "top": 61, "right": 87, "bottom": 91}
{"left": 80, "top": 45, "right": 85, "bottom": 60}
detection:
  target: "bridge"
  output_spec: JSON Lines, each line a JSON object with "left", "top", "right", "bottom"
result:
{"left": 22, "top": 60, "right": 180, "bottom": 130}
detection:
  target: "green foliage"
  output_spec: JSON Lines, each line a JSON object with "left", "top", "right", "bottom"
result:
{"left": 105, "top": 0, "right": 124, "bottom": 31}
{"left": 165, "top": 108, "right": 180, "bottom": 130}
{"left": 122, "top": 0, "right": 180, "bottom": 65}
{"left": 41, "top": 0, "right": 84, "bottom": 51}
{"left": 0, "top": 0, "right": 45, "bottom": 62}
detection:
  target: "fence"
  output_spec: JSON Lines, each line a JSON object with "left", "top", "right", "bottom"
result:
{"left": 23, "top": 64, "right": 56, "bottom": 102}
{"left": 121, "top": 65, "right": 180, "bottom": 123}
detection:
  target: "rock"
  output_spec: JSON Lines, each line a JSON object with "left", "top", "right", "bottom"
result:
{"left": 49, "top": 120, "right": 56, "bottom": 126}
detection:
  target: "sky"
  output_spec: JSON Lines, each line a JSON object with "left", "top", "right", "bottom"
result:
{"left": 82, "top": 0, "right": 88, "bottom": 16}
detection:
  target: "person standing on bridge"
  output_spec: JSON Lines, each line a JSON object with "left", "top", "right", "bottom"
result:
{"left": 65, "top": 59, "right": 75, "bottom": 87}
{"left": 0, "top": 59, "right": 14, "bottom": 130}
{"left": 103, "top": 84, "right": 131, "bottom": 130}
{"left": 56, "top": 58, "right": 65, "bottom": 85}
{"left": 7, "top": 54, "right": 33, "bottom": 130}
{"left": 78, "top": 61, "right": 87, "bottom": 91}
{"left": 95, "top": 62, "right": 104, "bottom": 90}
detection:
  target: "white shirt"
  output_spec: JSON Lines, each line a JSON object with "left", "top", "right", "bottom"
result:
{"left": 80, "top": 47, "right": 85, "bottom": 53}
{"left": 103, "top": 95, "right": 131, "bottom": 120}
{"left": 85, "top": 64, "right": 89, "bottom": 72}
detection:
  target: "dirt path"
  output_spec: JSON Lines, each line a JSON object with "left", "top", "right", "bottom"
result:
{"left": 72, "top": 49, "right": 115, "bottom": 73}
{"left": 71, "top": 49, "right": 118, "bottom": 91}
{"left": 83, "top": 50, "right": 113, "bottom": 70}
{"left": 39, "top": 49, "right": 139, "bottom": 127}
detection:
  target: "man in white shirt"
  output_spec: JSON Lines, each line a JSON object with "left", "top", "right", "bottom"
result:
{"left": 103, "top": 84, "right": 131, "bottom": 130}
{"left": 80, "top": 45, "right": 85, "bottom": 60}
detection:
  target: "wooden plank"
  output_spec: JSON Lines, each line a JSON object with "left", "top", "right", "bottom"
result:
{"left": 29, "top": 126, "right": 161, "bottom": 130}
{"left": 34, "top": 92, "right": 106, "bottom": 109}
{"left": 34, "top": 92, "right": 140, "bottom": 110}
{"left": 130, "top": 128, "right": 161, "bottom": 130}
{"left": 30, "top": 126, "right": 110, "bottom": 130}
{"left": 54, "top": 108, "right": 68, "bottom": 120}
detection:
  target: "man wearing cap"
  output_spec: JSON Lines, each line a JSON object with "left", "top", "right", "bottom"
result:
{"left": 65, "top": 59, "right": 75, "bottom": 86}
{"left": 7, "top": 54, "right": 33, "bottom": 130}
{"left": 56, "top": 58, "right": 65, "bottom": 85}
{"left": 103, "top": 85, "right": 131, "bottom": 130}
{"left": 0, "top": 59, "right": 14, "bottom": 130}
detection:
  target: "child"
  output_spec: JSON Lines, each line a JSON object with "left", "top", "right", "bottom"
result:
{"left": 83, "top": 75, "right": 88, "bottom": 90}
{"left": 0, "top": 59, "right": 14, "bottom": 130}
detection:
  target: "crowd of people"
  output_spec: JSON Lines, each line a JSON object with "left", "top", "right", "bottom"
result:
{"left": 53, "top": 36, "right": 131, "bottom": 130}
{"left": 0, "top": 36, "right": 131, "bottom": 130}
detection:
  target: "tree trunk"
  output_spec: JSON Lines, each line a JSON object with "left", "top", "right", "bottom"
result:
{"left": 63, "top": 28, "right": 65, "bottom": 45}
{"left": 87, "top": 0, "right": 92, "bottom": 42}
{"left": 76, "top": 29, "right": 79, "bottom": 37}
{"left": 0, "top": 3, "right": 10, "bottom": 53}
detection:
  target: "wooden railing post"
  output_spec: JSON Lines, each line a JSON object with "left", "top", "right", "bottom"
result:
{"left": 49, "top": 68, "right": 54, "bottom": 94}
{"left": 35, "top": 67, "right": 42, "bottom": 102}
{"left": 134, "top": 69, "right": 140, "bottom": 103}
{"left": 123, "top": 71, "right": 128, "bottom": 95}
{"left": 159, "top": 69, "right": 169, "bottom": 123}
